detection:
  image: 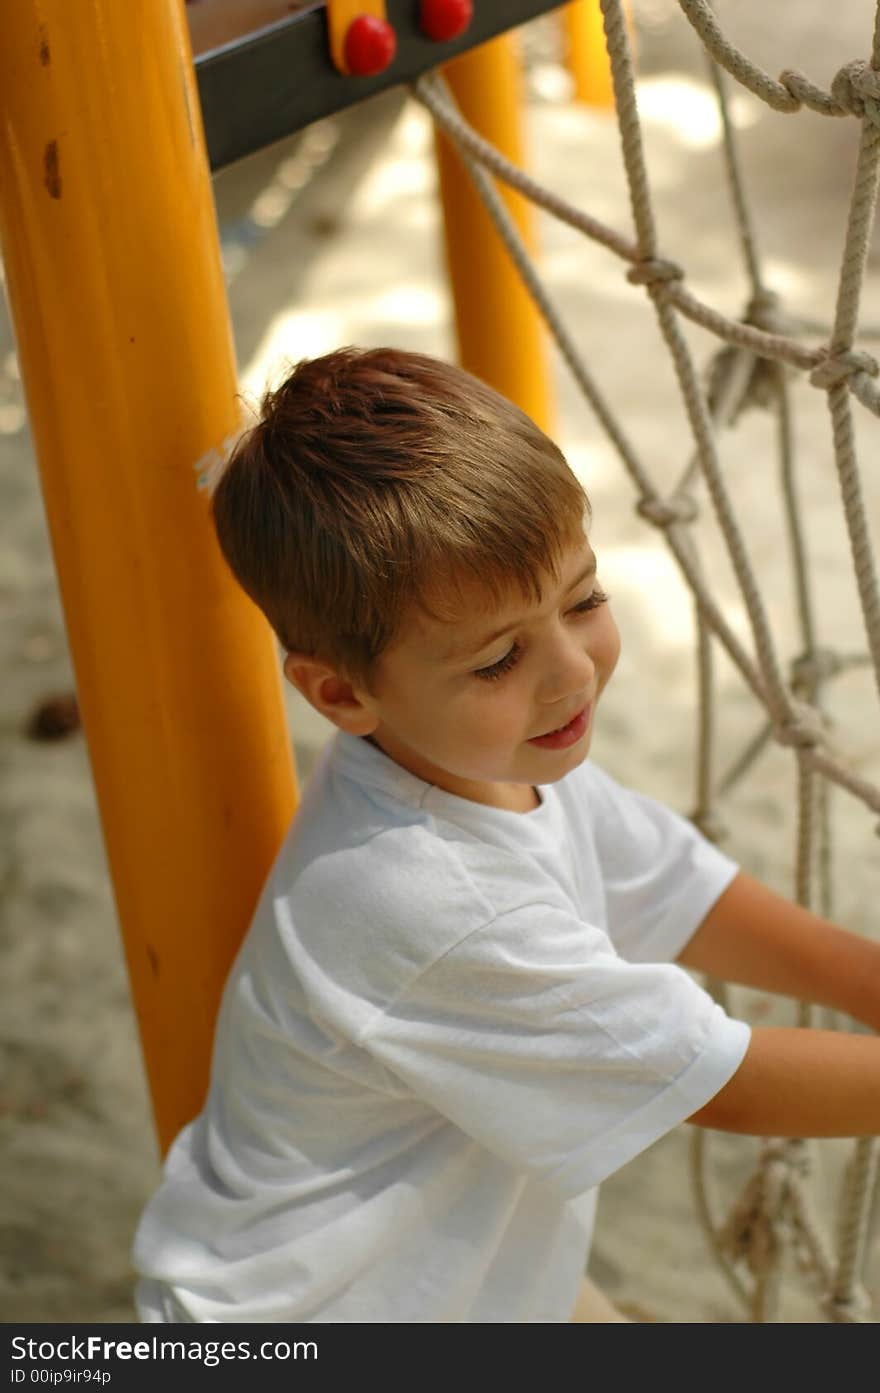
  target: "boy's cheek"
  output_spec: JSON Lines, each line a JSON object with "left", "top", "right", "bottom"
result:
{"left": 602, "top": 615, "right": 622, "bottom": 677}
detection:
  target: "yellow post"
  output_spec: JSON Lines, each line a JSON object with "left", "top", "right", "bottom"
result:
{"left": 0, "top": 0, "right": 297, "bottom": 1154}
{"left": 562, "top": 0, "right": 631, "bottom": 108}
{"left": 435, "top": 32, "right": 554, "bottom": 432}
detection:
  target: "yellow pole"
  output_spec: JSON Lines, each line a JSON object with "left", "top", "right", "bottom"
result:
{"left": 435, "top": 32, "right": 554, "bottom": 432}
{"left": 563, "top": 0, "right": 632, "bottom": 108}
{"left": 0, "top": 0, "right": 297, "bottom": 1154}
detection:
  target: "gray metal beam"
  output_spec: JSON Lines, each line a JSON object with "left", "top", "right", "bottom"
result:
{"left": 195, "top": 0, "right": 565, "bottom": 170}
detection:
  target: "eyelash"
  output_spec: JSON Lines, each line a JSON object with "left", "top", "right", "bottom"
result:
{"left": 473, "top": 588, "right": 610, "bottom": 682}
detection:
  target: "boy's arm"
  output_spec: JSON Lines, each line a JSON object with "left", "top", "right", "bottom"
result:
{"left": 676, "top": 870, "right": 880, "bottom": 1032}
{"left": 678, "top": 871, "right": 880, "bottom": 1136}
{"left": 688, "top": 1026, "right": 880, "bottom": 1135}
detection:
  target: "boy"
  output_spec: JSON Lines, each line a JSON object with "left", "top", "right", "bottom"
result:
{"left": 133, "top": 347, "right": 880, "bottom": 1323}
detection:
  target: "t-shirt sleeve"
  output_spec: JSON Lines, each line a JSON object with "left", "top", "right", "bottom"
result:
{"left": 361, "top": 905, "right": 750, "bottom": 1199}
{"left": 581, "top": 764, "right": 740, "bottom": 963}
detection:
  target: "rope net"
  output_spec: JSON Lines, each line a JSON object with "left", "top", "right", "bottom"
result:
{"left": 412, "top": 0, "right": 880, "bottom": 1322}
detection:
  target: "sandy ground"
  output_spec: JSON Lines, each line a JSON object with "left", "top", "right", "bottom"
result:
{"left": 2, "top": 2, "right": 879, "bottom": 1323}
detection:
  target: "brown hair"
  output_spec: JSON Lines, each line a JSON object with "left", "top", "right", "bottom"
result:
{"left": 211, "top": 347, "right": 589, "bottom": 687}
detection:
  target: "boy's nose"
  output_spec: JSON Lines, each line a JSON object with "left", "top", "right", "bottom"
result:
{"left": 538, "top": 635, "right": 596, "bottom": 705}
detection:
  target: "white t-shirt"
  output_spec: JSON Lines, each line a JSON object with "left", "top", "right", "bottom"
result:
{"left": 133, "top": 733, "right": 750, "bottom": 1323}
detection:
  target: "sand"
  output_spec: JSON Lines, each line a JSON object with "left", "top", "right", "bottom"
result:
{"left": 1, "top": 1, "right": 878, "bottom": 1323}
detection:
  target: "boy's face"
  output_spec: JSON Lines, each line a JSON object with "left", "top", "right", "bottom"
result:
{"left": 360, "top": 531, "right": 620, "bottom": 812}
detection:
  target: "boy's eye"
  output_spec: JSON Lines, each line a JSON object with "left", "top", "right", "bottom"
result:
{"left": 472, "top": 591, "right": 609, "bottom": 683}
{"left": 474, "top": 642, "right": 523, "bottom": 682}
{"left": 571, "top": 587, "right": 609, "bottom": 615}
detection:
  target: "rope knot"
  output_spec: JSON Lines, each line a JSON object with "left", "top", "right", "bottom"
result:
{"left": 627, "top": 257, "right": 684, "bottom": 289}
{"left": 830, "top": 60, "right": 880, "bottom": 120}
{"left": 745, "top": 289, "right": 800, "bottom": 343}
{"left": 636, "top": 493, "right": 698, "bottom": 528}
{"left": 809, "top": 347, "right": 879, "bottom": 390}
{"left": 719, "top": 1141, "right": 800, "bottom": 1279}
{"left": 745, "top": 289, "right": 784, "bottom": 334}
{"left": 705, "top": 342, "right": 781, "bottom": 420}
{"left": 790, "top": 648, "right": 843, "bottom": 696}
{"left": 773, "top": 702, "right": 826, "bottom": 750}
{"left": 822, "top": 1287, "right": 876, "bottom": 1323}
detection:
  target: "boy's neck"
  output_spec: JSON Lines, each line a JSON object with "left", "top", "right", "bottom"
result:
{"left": 360, "top": 734, "right": 541, "bottom": 814}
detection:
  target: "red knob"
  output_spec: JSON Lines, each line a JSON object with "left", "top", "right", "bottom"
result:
{"left": 420, "top": 0, "right": 473, "bottom": 43}
{"left": 344, "top": 15, "right": 397, "bottom": 77}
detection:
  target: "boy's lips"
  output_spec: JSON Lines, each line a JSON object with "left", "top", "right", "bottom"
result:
{"left": 527, "top": 704, "right": 591, "bottom": 750}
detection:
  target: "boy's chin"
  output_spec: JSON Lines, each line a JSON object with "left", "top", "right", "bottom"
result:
{"left": 532, "top": 743, "right": 591, "bottom": 782}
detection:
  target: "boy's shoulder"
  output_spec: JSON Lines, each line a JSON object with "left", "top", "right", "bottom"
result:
{"left": 235, "top": 734, "right": 565, "bottom": 1037}
{"left": 264, "top": 734, "right": 602, "bottom": 952}
{"left": 274, "top": 734, "right": 549, "bottom": 934}
{"left": 274, "top": 738, "right": 634, "bottom": 931}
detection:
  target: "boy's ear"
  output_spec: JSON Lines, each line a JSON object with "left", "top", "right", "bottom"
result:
{"left": 283, "top": 653, "right": 378, "bottom": 736}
